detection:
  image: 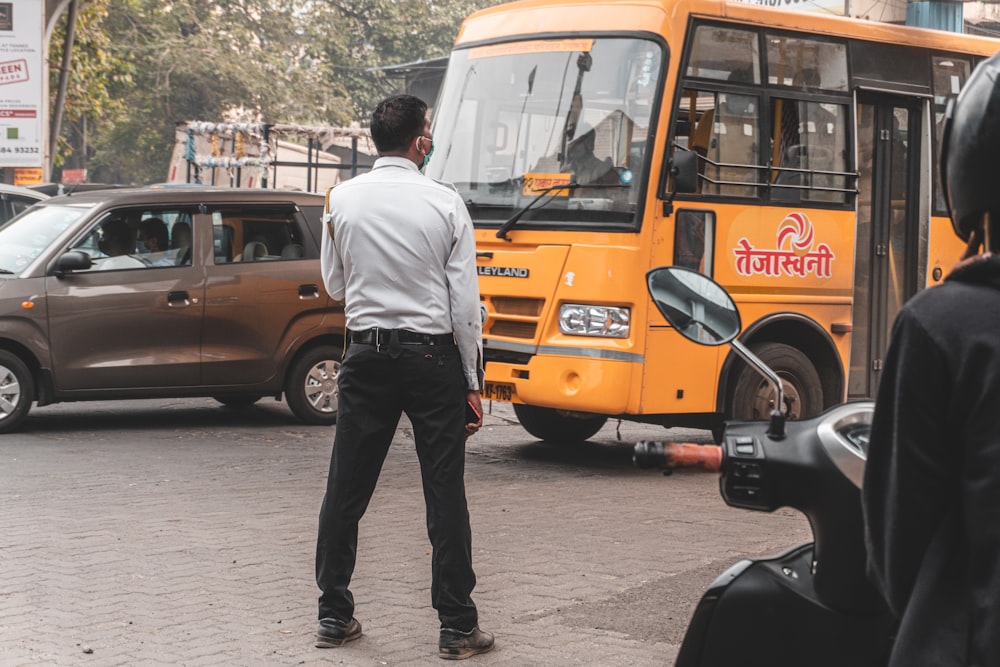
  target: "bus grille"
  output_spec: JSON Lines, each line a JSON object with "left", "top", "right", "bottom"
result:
{"left": 486, "top": 297, "right": 542, "bottom": 339}
{"left": 484, "top": 347, "right": 533, "bottom": 365}
{"left": 488, "top": 320, "right": 537, "bottom": 338}
{"left": 492, "top": 297, "right": 543, "bottom": 316}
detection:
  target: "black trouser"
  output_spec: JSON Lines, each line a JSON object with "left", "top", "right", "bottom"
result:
{"left": 316, "top": 341, "right": 478, "bottom": 631}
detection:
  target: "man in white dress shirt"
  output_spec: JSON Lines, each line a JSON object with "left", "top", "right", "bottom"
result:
{"left": 315, "top": 94, "right": 493, "bottom": 660}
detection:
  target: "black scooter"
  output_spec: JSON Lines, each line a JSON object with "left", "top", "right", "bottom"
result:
{"left": 635, "top": 266, "right": 894, "bottom": 667}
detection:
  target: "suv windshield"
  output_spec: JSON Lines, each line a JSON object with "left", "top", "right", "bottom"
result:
{"left": 429, "top": 37, "right": 663, "bottom": 230}
{"left": 0, "top": 205, "right": 88, "bottom": 276}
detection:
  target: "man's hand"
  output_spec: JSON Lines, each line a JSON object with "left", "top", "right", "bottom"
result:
{"left": 465, "top": 390, "right": 483, "bottom": 438}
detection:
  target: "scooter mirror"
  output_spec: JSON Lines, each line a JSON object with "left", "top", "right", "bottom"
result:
{"left": 646, "top": 266, "right": 740, "bottom": 346}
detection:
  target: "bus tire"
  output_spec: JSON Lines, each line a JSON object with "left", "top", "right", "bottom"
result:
{"left": 513, "top": 403, "right": 607, "bottom": 444}
{"left": 0, "top": 350, "right": 33, "bottom": 434}
{"left": 729, "top": 342, "right": 823, "bottom": 422}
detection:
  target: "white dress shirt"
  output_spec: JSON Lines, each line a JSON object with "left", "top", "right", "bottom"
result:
{"left": 321, "top": 156, "right": 483, "bottom": 390}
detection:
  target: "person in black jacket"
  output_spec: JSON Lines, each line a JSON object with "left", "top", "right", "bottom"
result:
{"left": 862, "top": 51, "right": 1000, "bottom": 666}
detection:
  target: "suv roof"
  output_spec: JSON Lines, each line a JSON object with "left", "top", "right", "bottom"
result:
{"left": 42, "top": 186, "right": 324, "bottom": 208}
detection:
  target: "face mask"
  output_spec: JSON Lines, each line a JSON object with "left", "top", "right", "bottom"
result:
{"left": 136, "top": 240, "right": 149, "bottom": 254}
{"left": 420, "top": 137, "right": 434, "bottom": 170}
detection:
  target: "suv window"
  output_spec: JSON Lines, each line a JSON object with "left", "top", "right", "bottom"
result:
{"left": 209, "top": 204, "right": 310, "bottom": 264}
{"left": 70, "top": 207, "right": 197, "bottom": 270}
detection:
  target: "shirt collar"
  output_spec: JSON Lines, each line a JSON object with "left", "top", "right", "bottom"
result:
{"left": 373, "top": 156, "right": 420, "bottom": 172}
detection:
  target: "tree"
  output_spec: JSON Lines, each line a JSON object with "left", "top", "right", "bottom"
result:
{"left": 48, "top": 0, "right": 504, "bottom": 185}
{"left": 315, "top": 0, "right": 502, "bottom": 117}
{"left": 48, "top": 0, "right": 133, "bottom": 176}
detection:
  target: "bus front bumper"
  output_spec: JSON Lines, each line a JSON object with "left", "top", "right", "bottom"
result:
{"left": 482, "top": 352, "right": 636, "bottom": 414}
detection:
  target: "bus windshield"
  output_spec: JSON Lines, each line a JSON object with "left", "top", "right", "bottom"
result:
{"left": 429, "top": 37, "right": 663, "bottom": 229}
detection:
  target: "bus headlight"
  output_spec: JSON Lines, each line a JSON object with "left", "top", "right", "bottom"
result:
{"left": 558, "top": 304, "right": 630, "bottom": 338}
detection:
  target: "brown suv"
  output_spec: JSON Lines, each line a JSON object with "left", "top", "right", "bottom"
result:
{"left": 0, "top": 187, "right": 345, "bottom": 433}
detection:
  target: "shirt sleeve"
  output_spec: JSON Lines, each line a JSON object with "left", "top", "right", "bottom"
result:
{"left": 445, "top": 196, "right": 484, "bottom": 390}
{"left": 320, "top": 207, "right": 346, "bottom": 301}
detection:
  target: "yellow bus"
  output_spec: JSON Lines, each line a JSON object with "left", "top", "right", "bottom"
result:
{"left": 427, "top": 0, "right": 1000, "bottom": 443}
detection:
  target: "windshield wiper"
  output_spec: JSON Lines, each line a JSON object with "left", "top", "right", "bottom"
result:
{"left": 464, "top": 200, "right": 511, "bottom": 209}
{"left": 495, "top": 181, "right": 631, "bottom": 241}
{"left": 496, "top": 182, "right": 580, "bottom": 241}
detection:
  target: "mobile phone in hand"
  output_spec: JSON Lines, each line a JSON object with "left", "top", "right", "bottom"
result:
{"left": 465, "top": 400, "right": 482, "bottom": 424}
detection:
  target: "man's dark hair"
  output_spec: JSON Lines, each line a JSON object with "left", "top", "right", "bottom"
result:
{"left": 139, "top": 217, "right": 169, "bottom": 252}
{"left": 370, "top": 95, "right": 428, "bottom": 154}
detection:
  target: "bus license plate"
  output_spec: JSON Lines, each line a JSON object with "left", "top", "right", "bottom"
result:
{"left": 481, "top": 382, "right": 515, "bottom": 402}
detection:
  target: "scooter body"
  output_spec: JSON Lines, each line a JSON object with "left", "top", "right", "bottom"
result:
{"left": 674, "top": 408, "right": 894, "bottom": 667}
{"left": 640, "top": 266, "right": 895, "bottom": 667}
{"left": 678, "top": 543, "right": 892, "bottom": 666}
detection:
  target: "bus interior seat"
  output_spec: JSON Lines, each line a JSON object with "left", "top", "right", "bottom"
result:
{"left": 691, "top": 109, "right": 715, "bottom": 156}
{"left": 773, "top": 145, "right": 805, "bottom": 201}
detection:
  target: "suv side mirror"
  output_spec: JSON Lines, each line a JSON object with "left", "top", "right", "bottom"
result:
{"left": 55, "top": 250, "right": 93, "bottom": 276}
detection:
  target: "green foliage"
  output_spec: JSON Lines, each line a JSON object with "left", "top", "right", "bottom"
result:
{"left": 50, "top": 0, "right": 504, "bottom": 184}
{"left": 48, "top": 0, "right": 133, "bottom": 170}
{"left": 316, "top": 0, "right": 502, "bottom": 118}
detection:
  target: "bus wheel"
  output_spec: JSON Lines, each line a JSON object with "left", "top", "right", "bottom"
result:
{"left": 729, "top": 342, "right": 823, "bottom": 422}
{"left": 513, "top": 403, "right": 607, "bottom": 444}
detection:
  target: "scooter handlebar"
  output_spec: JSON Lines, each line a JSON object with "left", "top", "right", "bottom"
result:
{"left": 633, "top": 441, "right": 722, "bottom": 472}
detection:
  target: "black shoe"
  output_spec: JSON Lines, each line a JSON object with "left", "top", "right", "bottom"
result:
{"left": 439, "top": 626, "right": 495, "bottom": 660}
{"left": 315, "top": 617, "right": 362, "bottom": 648}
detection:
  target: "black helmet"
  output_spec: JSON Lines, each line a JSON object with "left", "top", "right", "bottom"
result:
{"left": 941, "top": 50, "right": 1000, "bottom": 242}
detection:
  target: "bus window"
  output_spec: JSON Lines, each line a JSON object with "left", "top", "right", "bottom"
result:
{"left": 686, "top": 25, "right": 761, "bottom": 84}
{"left": 770, "top": 98, "right": 849, "bottom": 204}
{"left": 674, "top": 88, "right": 762, "bottom": 197}
{"left": 765, "top": 35, "right": 848, "bottom": 92}
{"left": 932, "top": 57, "right": 972, "bottom": 213}
{"left": 674, "top": 209, "right": 715, "bottom": 275}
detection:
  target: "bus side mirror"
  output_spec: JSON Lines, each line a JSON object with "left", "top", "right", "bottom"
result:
{"left": 670, "top": 150, "right": 698, "bottom": 194}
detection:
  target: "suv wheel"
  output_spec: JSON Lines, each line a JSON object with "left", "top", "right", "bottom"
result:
{"left": 0, "top": 351, "right": 33, "bottom": 434}
{"left": 285, "top": 345, "right": 340, "bottom": 425}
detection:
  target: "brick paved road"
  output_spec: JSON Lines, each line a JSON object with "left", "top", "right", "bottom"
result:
{"left": 0, "top": 398, "right": 810, "bottom": 666}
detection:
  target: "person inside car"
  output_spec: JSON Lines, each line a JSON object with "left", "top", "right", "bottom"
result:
{"left": 97, "top": 218, "right": 145, "bottom": 270}
{"left": 137, "top": 217, "right": 174, "bottom": 267}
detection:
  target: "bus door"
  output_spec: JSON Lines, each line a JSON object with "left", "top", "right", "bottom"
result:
{"left": 848, "top": 94, "right": 921, "bottom": 399}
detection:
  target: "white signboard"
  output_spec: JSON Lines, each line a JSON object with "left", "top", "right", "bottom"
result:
{"left": 0, "top": 1, "right": 43, "bottom": 167}
{"left": 733, "top": 0, "right": 847, "bottom": 16}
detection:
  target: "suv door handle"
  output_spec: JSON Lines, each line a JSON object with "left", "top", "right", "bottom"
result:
{"left": 298, "top": 284, "right": 320, "bottom": 299}
{"left": 167, "top": 290, "right": 191, "bottom": 307}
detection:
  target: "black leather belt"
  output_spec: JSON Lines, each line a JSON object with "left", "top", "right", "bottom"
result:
{"left": 349, "top": 328, "right": 454, "bottom": 347}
